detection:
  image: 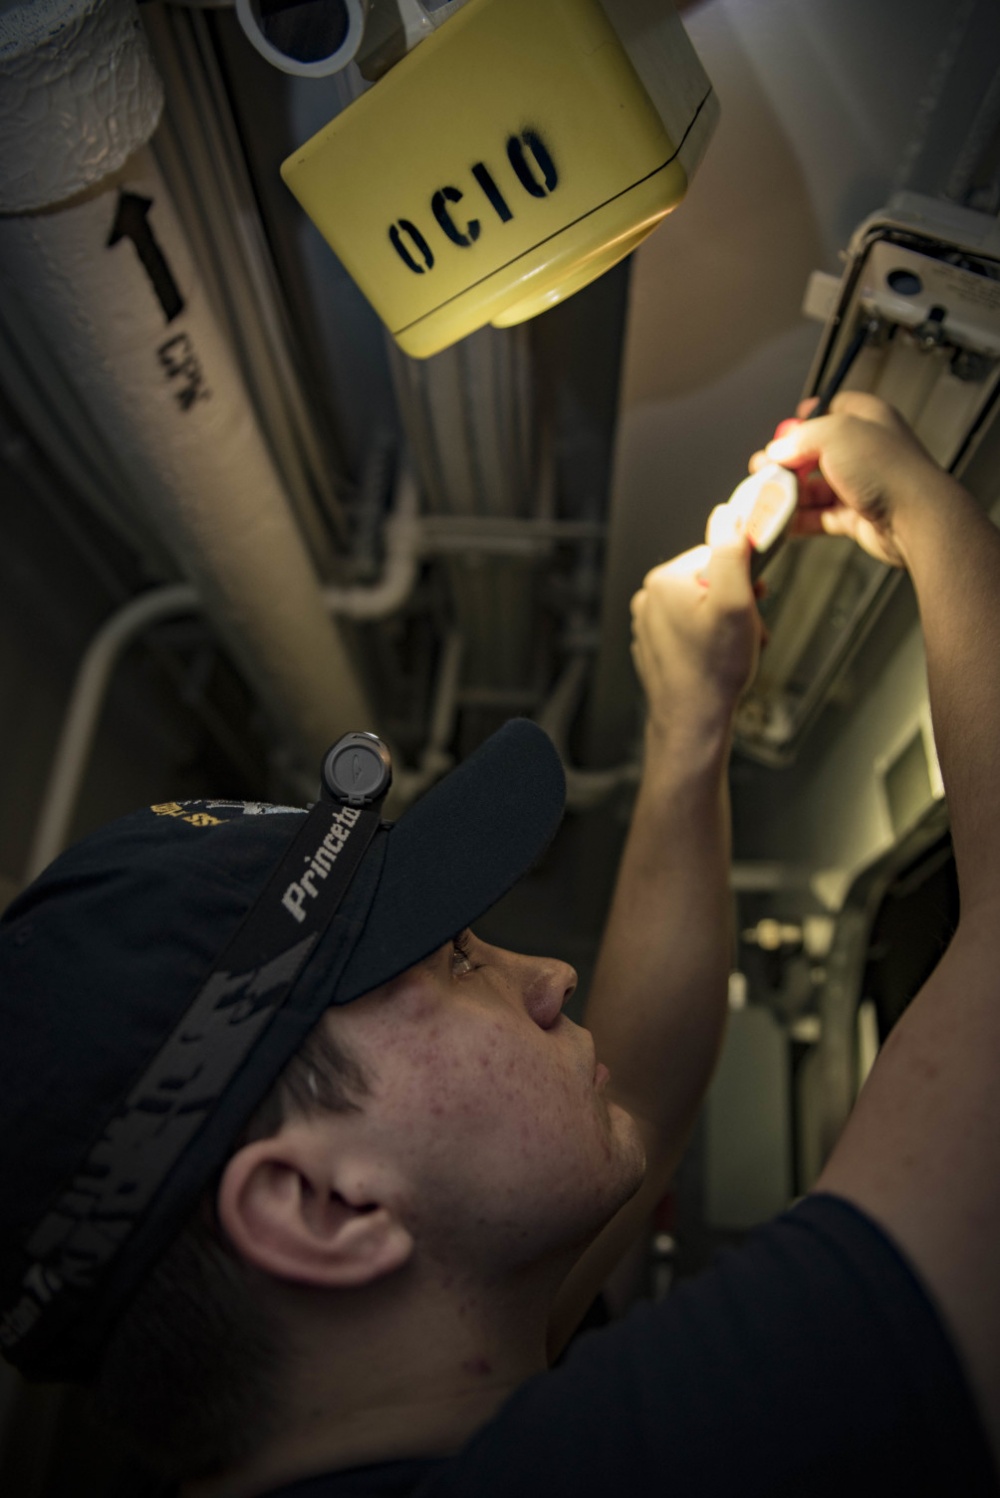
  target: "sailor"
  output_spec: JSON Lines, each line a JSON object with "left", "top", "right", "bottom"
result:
{"left": 0, "top": 394, "right": 997, "bottom": 1496}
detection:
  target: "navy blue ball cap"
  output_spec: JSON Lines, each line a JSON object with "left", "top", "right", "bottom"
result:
{"left": 0, "top": 719, "right": 565, "bottom": 1382}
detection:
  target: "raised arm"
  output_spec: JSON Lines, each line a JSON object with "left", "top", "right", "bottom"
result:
{"left": 549, "top": 507, "right": 761, "bottom": 1355}
{"left": 764, "top": 392, "right": 1000, "bottom": 1469}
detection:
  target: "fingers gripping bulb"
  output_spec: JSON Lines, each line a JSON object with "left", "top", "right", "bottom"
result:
{"left": 706, "top": 501, "right": 744, "bottom": 550}
{"left": 722, "top": 464, "right": 799, "bottom": 579}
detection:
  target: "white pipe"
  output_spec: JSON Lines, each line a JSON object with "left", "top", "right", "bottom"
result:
{"left": 25, "top": 585, "right": 200, "bottom": 881}
{"left": 26, "top": 530, "right": 633, "bottom": 877}
{"left": 25, "top": 595, "right": 460, "bottom": 877}
{"left": 235, "top": 0, "right": 371, "bottom": 78}
{"left": 23, "top": 479, "right": 431, "bottom": 878}
{"left": 0, "top": 0, "right": 374, "bottom": 778}
{"left": 536, "top": 654, "right": 639, "bottom": 811}
{"left": 20, "top": 429, "right": 623, "bottom": 875}
{"left": 426, "top": 632, "right": 464, "bottom": 750}
{"left": 0, "top": 0, "right": 164, "bottom": 214}
{"left": 393, "top": 631, "right": 463, "bottom": 807}
{"left": 322, "top": 472, "right": 422, "bottom": 620}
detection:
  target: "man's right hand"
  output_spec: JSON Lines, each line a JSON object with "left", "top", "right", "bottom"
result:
{"left": 748, "top": 391, "right": 961, "bottom": 570}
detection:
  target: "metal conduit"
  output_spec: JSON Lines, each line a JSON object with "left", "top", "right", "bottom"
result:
{"left": 25, "top": 485, "right": 623, "bottom": 878}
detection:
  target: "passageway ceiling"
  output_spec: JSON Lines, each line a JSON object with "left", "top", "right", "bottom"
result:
{"left": 198, "top": 0, "right": 988, "bottom": 777}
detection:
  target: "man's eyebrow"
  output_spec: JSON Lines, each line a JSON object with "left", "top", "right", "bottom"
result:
{"left": 432, "top": 930, "right": 469, "bottom": 967}
{"left": 429, "top": 937, "right": 455, "bottom": 968}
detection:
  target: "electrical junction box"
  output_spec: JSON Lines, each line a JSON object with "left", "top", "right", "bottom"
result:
{"left": 735, "top": 193, "right": 1000, "bottom": 766}
{"left": 281, "top": 0, "right": 718, "bottom": 357}
{"left": 805, "top": 193, "right": 1000, "bottom": 470}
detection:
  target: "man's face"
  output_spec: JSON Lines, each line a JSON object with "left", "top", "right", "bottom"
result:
{"left": 331, "top": 932, "right": 646, "bottom": 1278}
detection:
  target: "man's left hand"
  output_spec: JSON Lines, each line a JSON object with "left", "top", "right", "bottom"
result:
{"left": 629, "top": 503, "right": 763, "bottom": 739}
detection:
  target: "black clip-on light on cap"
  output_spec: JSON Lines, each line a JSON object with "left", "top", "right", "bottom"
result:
{"left": 321, "top": 731, "right": 393, "bottom": 809}
{"left": 724, "top": 313, "right": 882, "bottom": 581}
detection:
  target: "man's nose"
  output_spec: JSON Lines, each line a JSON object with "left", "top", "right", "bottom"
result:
{"left": 522, "top": 955, "right": 577, "bottom": 1028}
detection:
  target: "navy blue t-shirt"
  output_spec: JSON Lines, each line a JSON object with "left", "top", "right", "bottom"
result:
{"left": 258, "top": 1195, "right": 998, "bottom": 1498}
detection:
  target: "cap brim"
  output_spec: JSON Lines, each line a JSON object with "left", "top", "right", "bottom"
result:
{"left": 334, "top": 718, "right": 566, "bottom": 1003}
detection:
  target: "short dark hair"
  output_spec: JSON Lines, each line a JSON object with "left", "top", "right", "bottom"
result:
{"left": 94, "top": 1017, "right": 371, "bottom": 1483}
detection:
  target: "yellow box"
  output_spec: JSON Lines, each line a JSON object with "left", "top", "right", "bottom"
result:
{"left": 282, "top": 0, "right": 710, "bottom": 357}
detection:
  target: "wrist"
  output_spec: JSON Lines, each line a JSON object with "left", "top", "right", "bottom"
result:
{"left": 635, "top": 714, "right": 732, "bottom": 841}
{"left": 892, "top": 470, "right": 970, "bottom": 554}
{"left": 643, "top": 706, "right": 733, "bottom": 778}
{"left": 891, "top": 472, "right": 977, "bottom": 568}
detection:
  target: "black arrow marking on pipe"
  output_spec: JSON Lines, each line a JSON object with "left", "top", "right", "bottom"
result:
{"left": 107, "top": 192, "right": 185, "bottom": 324}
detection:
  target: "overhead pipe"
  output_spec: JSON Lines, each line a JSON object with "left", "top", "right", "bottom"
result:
{"left": 24, "top": 585, "right": 201, "bottom": 882}
{"left": 27, "top": 541, "right": 634, "bottom": 881}
{"left": 0, "top": 0, "right": 374, "bottom": 783}
{"left": 23, "top": 462, "right": 617, "bottom": 875}
{"left": 535, "top": 653, "right": 639, "bottom": 812}
{"left": 23, "top": 472, "right": 423, "bottom": 874}
{"left": 322, "top": 472, "right": 422, "bottom": 620}
{"left": 392, "top": 631, "right": 463, "bottom": 808}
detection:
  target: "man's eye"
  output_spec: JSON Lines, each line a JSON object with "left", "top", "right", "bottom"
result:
{"left": 451, "top": 931, "right": 476, "bottom": 975}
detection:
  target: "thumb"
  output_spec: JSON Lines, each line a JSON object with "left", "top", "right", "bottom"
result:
{"left": 766, "top": 415, "right": 834, "bottom": 470}
{"left": 705, "top": 503, "right": 753, "bottom": 610}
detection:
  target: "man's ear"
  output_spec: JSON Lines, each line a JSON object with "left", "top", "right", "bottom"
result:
{"left": 216, "top": 1122, "right": 413, "bottom": 1289}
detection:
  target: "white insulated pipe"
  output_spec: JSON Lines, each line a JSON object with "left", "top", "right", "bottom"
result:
{"left": 322, "top": 471, "right": 421, "bottom": 620}
{"left": 0, "top": 0, "right": 374, "bottom": 782}
{"left": 24, "top": 494, "right": 634, "bottom": 876}
{"left": 25, "top": 585, "right": 200, "bottom": 883}
{"left": 535, "top": 654, "right": 639, "bottom": 811}
{"left": 24, "top": 474, "right": 428, "bottom": 878}
{"left": 392, "top": 630, "right": 463, "bottom": 808}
